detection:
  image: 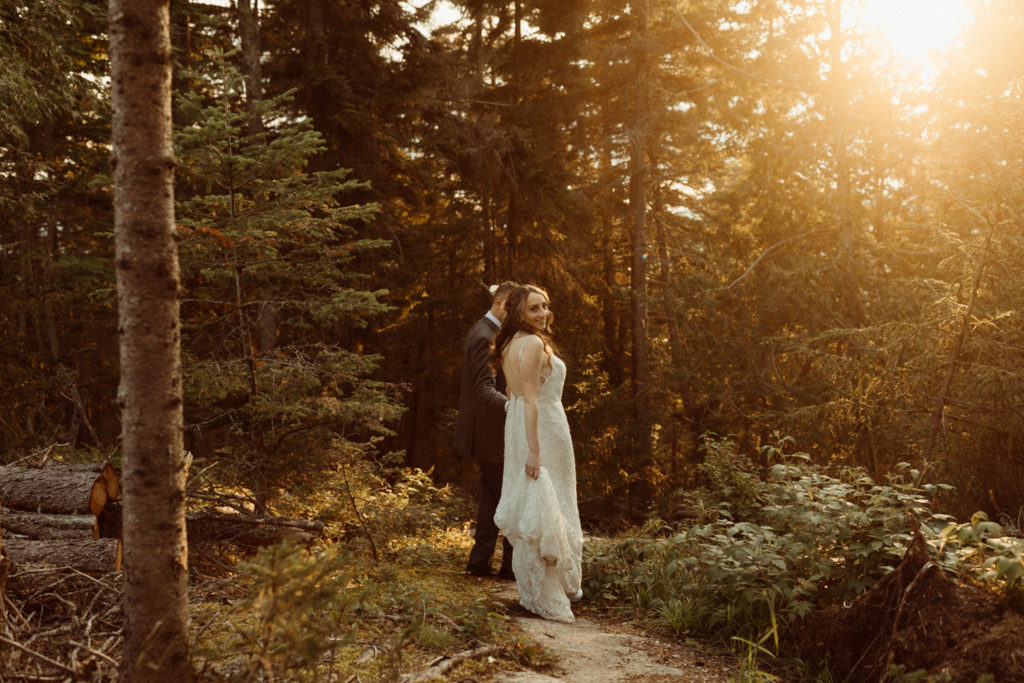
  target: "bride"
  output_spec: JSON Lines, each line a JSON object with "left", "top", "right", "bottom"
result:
{"left": 492, "top": 284, "right": 583, "bottom": 623}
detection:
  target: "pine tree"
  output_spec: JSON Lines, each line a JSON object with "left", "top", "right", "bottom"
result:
{"left": 0, "top": 0, "right": 115, "bottom": 451}
{"left": 174, "top": 49, "right": 401, "bottom": 510}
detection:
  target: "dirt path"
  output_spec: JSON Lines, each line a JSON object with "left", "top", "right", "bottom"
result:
{"left": 491, "top": 586, "right": 737, "bottom": 682}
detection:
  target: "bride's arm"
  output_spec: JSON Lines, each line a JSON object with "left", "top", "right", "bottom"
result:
{"left": 520, "top": 336, "right": 545, "bottom": 480}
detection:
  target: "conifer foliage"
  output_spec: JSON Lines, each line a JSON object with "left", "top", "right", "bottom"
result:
{"left": 173, "top": 47, "right": 401, "bottom": 510}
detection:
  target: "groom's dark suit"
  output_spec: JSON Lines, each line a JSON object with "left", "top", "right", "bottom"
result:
{"left": 455, "top": 313, "right": 513, "bottom": 576}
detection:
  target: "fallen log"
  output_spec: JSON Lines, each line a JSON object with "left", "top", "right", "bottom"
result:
{"left": 187, "top": 510, "right": 324, "bottom": 549}
{"left": 3, "top": 538, "right": 121, "bottom": 575}
{"left": 0, "top": 463, "right": 119, "bottom": 515}
{"left": 0, "top": 508, "right": 96, "bottom": 540}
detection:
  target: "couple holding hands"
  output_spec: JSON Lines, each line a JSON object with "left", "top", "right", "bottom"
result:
{"left": 454, "top": 282, "right": 583, "bottom": 624}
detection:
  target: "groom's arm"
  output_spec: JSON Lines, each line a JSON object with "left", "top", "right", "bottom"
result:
{"left": 468, "top": 331, "right": 507, "bottom": 414}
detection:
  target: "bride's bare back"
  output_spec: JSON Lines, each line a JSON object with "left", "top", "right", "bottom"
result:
{"left": 502, "top": 334, "right": 551, "bottom": 399}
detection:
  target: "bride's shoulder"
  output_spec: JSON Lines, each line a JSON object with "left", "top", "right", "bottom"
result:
{"left": 517, "top": 334, "right": 546, "bottom": 352}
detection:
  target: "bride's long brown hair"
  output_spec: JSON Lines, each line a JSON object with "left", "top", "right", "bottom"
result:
{"left": 490, "top": 284, "right": 557, "bottom": 372}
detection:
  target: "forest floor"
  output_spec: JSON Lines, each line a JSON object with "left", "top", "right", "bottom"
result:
{"left": 483, "top": 581, "right": 737, "bottom": 682}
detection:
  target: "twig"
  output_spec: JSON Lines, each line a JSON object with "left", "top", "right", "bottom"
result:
{"left": 63, "top": 566, "right": 120, "bottom": 590}
{"left": 672, "top": 8, "right": 809, "bottom": 93}
{"left": 708, "top": 227, "right": 836, "bottom": 293}
{"left": 68, "top": 639, "right": 119, "bottom": 666}
{"left": 399, "top": 644, "right": 503, "bottom": 682}
{"left": 0, "top": 633, "right": 79, "bottom": 675}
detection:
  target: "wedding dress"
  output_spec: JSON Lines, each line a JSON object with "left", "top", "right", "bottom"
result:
{"left": 494, "top": 350, "right": 583, "bottom": 623}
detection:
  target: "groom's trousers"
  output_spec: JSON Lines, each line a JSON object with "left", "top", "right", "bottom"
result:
{"left": 466, "top": 460, "right": 513, "bottom": 574}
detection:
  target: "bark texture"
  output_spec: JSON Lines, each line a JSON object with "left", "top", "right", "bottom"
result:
{"left": 0, "top": 465, "right": 110, "bottom": 514}
{"left": 2, "top": 538, "right": 120, "bottom": 574}
{"left": 0, "top": 508, "right": 96, "bottom": 540}
{"left": 108, "top": 0, "right": 193, "bottom": 679}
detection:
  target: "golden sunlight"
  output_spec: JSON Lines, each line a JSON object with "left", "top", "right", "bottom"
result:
{"left": 857, "top": 0, "right": 972, "bottom": 63}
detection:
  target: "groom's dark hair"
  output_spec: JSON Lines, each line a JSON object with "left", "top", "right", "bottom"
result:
{"left": 492, "top": 281, "right": 518, "bottom": 302}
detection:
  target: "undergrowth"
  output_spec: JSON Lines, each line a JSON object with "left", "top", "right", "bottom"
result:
{"left": 583, "top": 432, "right": 1024, "bottom": 678}
{"left": 189, "top": 466, "right": 538, "bottom": 682}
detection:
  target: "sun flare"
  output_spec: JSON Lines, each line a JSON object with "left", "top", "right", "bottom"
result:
{"left": 856, "top": 0, "right": 972, "bottom": 63}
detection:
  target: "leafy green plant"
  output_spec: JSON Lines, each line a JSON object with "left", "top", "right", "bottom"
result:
{"left": 924, "top": 511, "right": 1024, "bottom": 589}
{"left": 584, "top": 433, "right": 952, "bottom": 647}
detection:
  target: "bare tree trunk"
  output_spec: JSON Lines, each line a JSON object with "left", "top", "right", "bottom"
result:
{"left": 827, "top": 0, "right": 861, "bottom": 326}
{"left": 108, "top": 1, "right": 193, "bottom": 679}
{"left": 237, "top": 0, "right": 263, "bottom": 137}
{"left": 650, "top": 149, "right": 684, "bottom": 371}
{"left": 629, "top": 0, "right": 650, "bottom": 400}
{"left": 627, "top": 0, "right": 653, "bottom": 509}
{"left": 0, "top": 464, "right": 115, "bottom": 515}
{"left": 599, "top": 131, "right": 623, "bottom": 387}
{"left": 505, "top": 0, "right": 522, "bottom": 278}
{"left": 3, "top": 538, "right": 121, "bottom": 574}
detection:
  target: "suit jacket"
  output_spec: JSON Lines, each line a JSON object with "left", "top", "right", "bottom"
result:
{"left": 453, "top": 315, "right": 507, "bottom": 463}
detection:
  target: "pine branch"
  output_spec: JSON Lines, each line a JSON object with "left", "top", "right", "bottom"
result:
{"left": 708, "top": 226, "right": 837, "bottom": 293}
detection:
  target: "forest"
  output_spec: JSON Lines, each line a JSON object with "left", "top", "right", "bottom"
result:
{"left": 2, "top": 0, "right": 1024, "bottom": 680}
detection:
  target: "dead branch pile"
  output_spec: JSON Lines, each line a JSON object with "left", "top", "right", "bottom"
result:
{"left": 1, "top": 568, "right": 123, "bottom": 680}
{"left": 0, "top": 459, "right": 325, "bottom": 678}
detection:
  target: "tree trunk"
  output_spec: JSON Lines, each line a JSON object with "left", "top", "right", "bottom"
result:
{"left": 505, "top": 0, "right": 522, "bottom": 278}
{"left": 3, "top": 538, "right": 121, "bottom": 574}
{"left": 599, "top": 131, "right": 623, "bottom": 387}
{"left": 237, "top": 0, "right": 263, "bottom": 137}
{"left": 627, "top": 0, "right": 653, "bottom": 510}
{"left": 827, "top": 0, "right": 861, "bottom": 326}
{"left": 108, "top": 0, "right": 193, "bottom": 679}
{"left": 629, "top": 0, "right": 650, "bottom": 400}
{"left": 650, "top": 148, "right": 684, "bottom": 372}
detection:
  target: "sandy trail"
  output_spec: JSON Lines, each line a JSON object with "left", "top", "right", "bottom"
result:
{"left": 490, "top": 586, "right": 736, "bottom": 682}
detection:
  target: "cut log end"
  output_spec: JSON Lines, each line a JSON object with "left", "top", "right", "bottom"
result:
{"left": 102, "top": 463, "right": 119, "bottom": 501}
{"left": 89, "top": 478, "right": 108, "bottom": 516}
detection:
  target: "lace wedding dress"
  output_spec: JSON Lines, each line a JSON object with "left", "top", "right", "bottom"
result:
{"left": 494, "top": 352, "right": 583, "bottom": 623}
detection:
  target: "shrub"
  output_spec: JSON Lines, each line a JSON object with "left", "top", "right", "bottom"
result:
{"left": 584, "top": 433, "right": 950, "bottom": 645}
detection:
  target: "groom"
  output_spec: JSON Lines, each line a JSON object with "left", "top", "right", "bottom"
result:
{"left": 455, "top": 281, "right": 518, "bottom": 579}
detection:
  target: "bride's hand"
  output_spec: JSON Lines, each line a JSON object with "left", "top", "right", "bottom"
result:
{"left": 525, "top": 453, "right": 540, "bottom": 480}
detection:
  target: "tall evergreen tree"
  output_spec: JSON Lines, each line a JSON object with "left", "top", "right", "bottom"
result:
{"left": 174, "top": 50, "right": 400, "bottom": 509}
{"left": 0, "top": 0, "right": 115, "bottom": 452}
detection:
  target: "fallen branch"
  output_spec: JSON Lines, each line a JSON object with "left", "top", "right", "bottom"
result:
{"left": 187, "top": 510, "right": 324, "bottom": 549}
{"left": 0, "top": 632, "right": 80, "bottom": 676}
{"left": 400, "top": 644, "right": 502, "bottom": 682}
